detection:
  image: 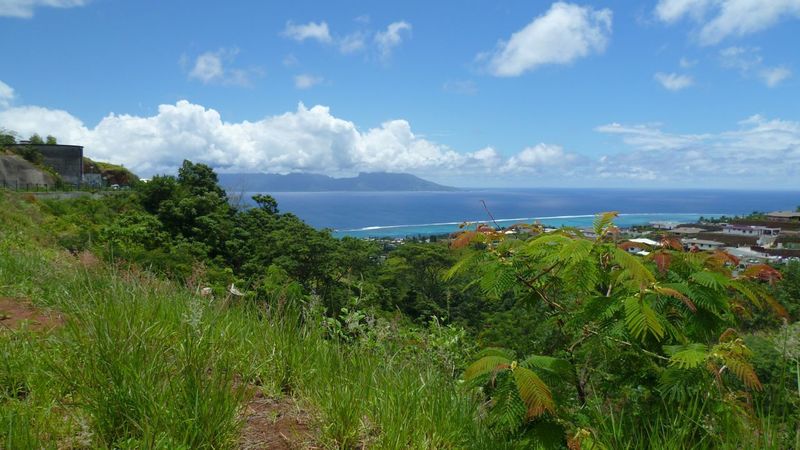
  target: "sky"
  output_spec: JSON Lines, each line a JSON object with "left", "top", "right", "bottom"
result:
{"left": 0, "top": 0, "right": 799, "bottom": 188}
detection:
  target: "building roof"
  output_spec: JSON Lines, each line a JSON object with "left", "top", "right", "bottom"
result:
{"left": 723, "top": 246, "right": 771, "bottom": 260}
{"left": 671, "top": 227, "right": 705, "bottom": 234}
{"left": 682, "top": 238, "right": 724, "bottom": 246}
{"left": 724, "top": 224, "right": 780, "bottom": 230}
{"left": 628, "top": 238, "right": 661, "bottom": 246}
{"left": 767, "top": 211, "right": 800, "bottom": 218}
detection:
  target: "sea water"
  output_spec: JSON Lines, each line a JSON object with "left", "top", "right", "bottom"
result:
{"left": 236, "top": 188, "right": 800, "bottom": 238}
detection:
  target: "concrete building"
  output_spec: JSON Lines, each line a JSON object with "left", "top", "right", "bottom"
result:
{"left": 766, "top": 211, "right": 800, "bottom": 223}
{"left": 682, "top": 238, "right": 725, "bottom": 251}
{"left": 722, "top": 224, "right": 780, "bottom": 237}
{"left": 11, "top": 143, "right": 84, "bottom": 186}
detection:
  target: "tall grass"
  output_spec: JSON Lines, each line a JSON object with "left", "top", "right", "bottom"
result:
{"left": 0, "top": 196, "right": 501, "bottom": 448}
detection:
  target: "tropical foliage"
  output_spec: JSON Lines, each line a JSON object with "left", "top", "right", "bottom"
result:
{"left": 2, "top": 164, "right": 798, "bottom": 448}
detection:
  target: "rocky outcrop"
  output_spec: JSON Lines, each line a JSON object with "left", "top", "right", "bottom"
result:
{"left": 0, "top": 154, "right": 57, "bottom": 188}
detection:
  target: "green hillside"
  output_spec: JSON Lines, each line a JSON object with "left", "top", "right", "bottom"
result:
{"left": 1, "top": 162, "right": 798, "bottom": 449}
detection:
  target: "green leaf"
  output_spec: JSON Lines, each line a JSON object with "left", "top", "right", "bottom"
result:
{"left": 520, "top": 355, "right": 574, "bottom": 381}
{"left": 612, "top": 247, "right": 655, "bottom": 290}
{"left": 690, "top": 271, "right": 731, "bottom": 290}
{"left": 624, "top": 296, "right": 665, "bottom": 341}
{"left": 665, "top": 343, "right": 708, "bottom": 369}
{"left": 593, "top": 211, "right": 619, "bottom": 237}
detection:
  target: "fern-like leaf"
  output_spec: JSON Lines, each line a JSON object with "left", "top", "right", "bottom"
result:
{"left": 624, "top": 296, "right": 665, "bottom": 341}
{"left": 690, "top": 271, "right": 730, "bottom": 290}
{"left": 512, "top": 366, "right": 555, "bottom": 419}
{"left": 652, "top": 284, "right": 697, "bottom": 312}
{"left": 612, "top": 247, "right": 655, "bottom": 290}
{"left": 665, "top": 343, "right": 708, "bottom": 369}
{"left": 464, "top": 355, "right": 510, "bottom": 381}
{"left": 593, "top": 211, "right": 619, "bottom": 237}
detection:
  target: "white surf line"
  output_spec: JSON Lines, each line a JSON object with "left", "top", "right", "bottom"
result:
{"left": 335, "top": 212, "right": 732, "bottom": 232}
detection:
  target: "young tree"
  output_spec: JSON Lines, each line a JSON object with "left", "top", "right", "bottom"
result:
{"left": 45, "top": 135, "right": 57, "bottom": 145}
{"left": 29, "top": 133, "right": 44, "bottom": 144}
{"left": 451, "top": 212, "right": 784, "bottom": 438}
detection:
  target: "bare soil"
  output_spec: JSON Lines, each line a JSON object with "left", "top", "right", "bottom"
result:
{"left": 0, "top": 297, "right": 63, "bottom": 332}
{"left": 239, "top": 389, "right": 318, "bottom": 450}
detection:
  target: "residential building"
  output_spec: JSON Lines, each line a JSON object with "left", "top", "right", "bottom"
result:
{"left": 682, "top": 238, "right": 724, "bottom": 251}
{"left": 766, "top": 211, "right": 800, "bottom": 223}
{"left": 722, "top": 224, "right": 780, "bottom": 237}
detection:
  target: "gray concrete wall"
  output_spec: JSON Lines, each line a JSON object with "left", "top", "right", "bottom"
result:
{"left": 0, "top": 155, "right": 57, "bottom": 189}
{"left": 35, "top": 145, "right": 84, "bottom": 185}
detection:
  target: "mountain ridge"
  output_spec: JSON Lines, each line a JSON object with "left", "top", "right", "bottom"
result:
{"left": 217, "top": 172, "right": 458, "bottom": 192}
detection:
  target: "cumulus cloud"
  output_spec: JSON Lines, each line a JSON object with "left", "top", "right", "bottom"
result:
{"left": 0, "top": 100, "right": 574, "bottom": 178}
{"left": 374, "top": 21, "right": 412, "bottom": 60}
{"left": 654, "top": 72, "right": 694, "bottom": 90}
{"left": 187, "top": 48, "right": 259, "bottom": 87}
{"left": 282, "top": 21, "right": 332, "bottom": 43}
{"left": 0, "top": 80, "right": 14, "bottom": 108}
{"left": 294, "top": 74, "right": 324, "bottom": 89}
{"left": 596, "top": 116, "right": 800, "bottom": 184}
{"left": 719, "top": 46, "right": 792, "bottom": 87}
{"left": 482, "top": 2, "right": 612, "bottom": 77}
{"left": 655, "top": 0, "right": 800, "bottom": 45}
{"left": 0, "top": 0, "right": 86, "bottom": 18}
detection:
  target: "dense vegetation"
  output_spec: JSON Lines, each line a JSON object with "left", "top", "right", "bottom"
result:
{"left": 1, "top": 160, "right": 798, "bottom": 448}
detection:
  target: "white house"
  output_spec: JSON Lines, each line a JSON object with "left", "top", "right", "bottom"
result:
{"left": 682, "top": 238, "right": 724, "bottom": 251}
{"left": 722, "top": 224, "right": 780, "bottom": 237}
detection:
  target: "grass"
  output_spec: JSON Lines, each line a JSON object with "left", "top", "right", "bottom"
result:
{"left": 0, "top": 192, "right": 500, "bottom": 448}
{"left": 1, "top": 191, "right": 797, "bottom": 449}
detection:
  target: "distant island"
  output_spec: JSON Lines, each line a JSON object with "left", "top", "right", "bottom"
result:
{"left": 217, "top": 172, "right": 458, "bottom": 192}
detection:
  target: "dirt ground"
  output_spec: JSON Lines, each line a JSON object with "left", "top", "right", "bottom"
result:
{"left": 0, "top": 297, "right": 63, "bottom": 332}
{"left": 239, "top": 389, "right": 318, "bottom": 450}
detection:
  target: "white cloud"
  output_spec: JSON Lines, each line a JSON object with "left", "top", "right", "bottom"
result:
{"left": 0, "top": 80, "right": 14, "bottom": 108}
{"left": 282, "top": 21, "right": 332, "bottom": 43}
{"left": 2, "top": 98, "right": 797, "bottom": 187}
{"left": 679, "top": 57, "right": 697, "bottom": 68}
{"left": 483, "top": 2, "right": 612, "bottom": 77}
{"left": 0, "top": 100, "right": 572, "bottom": 178}
{"left": 294, "top": 74, "right": 324, "bottom": 89}
{"left": 190, "top": 52, "right": 224, "bottom": 83}
{"left": 338, "top": 32, "right": 366, "bottom": 54}
{"left": 443, "top": 80, "right": 478, "bottom": 95}
{"left": 655, "top": 0, "right": 800, "bottom": 45}
{"left": 596, "top": 116, "right": 800, "bottom": 184}
{"left": 0, "top": 0, "right": 86, "bottom": 18}
{"left": 502, "top": 144, "right": 580, "bottom": 172}
{"left": 654, "top": 72, "right": 694, "bottom": 90}
{"left": 719, "top": 46, "right": 792, "bottom": 87}
{"left": 187, "top": 49, "right": 259, "bottom": 87}
{"left": 374, "top": 21, "right": 412, "bottom": 60}
{"left": 760, "top": 66, "right": 792, "bottom": 87}
{"left": 282, "top": 19, "right": 410, "bottom": 58}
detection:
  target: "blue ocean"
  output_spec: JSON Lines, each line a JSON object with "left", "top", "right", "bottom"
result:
{"left": 238, "top": 189, "right": 800, "bottom": 238}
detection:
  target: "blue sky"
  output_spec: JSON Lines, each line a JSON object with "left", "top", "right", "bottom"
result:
{"left": 0, "top": 0, "right": 799, "bottom": 188}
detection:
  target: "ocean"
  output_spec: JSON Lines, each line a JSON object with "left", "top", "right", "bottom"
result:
{"left": 236, "top": 189, "right": 800, "bottom": 239}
